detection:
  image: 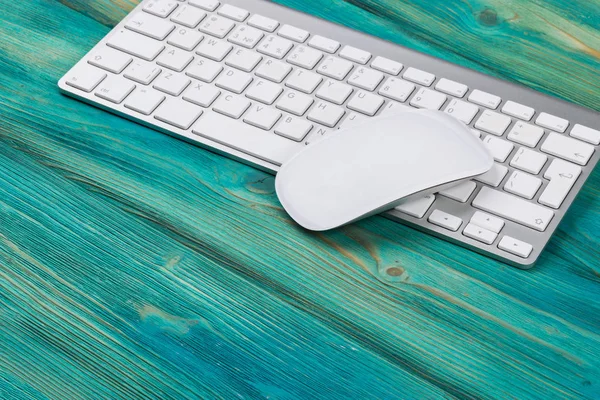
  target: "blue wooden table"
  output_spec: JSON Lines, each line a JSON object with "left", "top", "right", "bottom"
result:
{"left": 1, "top": 0, "right": 600, "bottom": 399}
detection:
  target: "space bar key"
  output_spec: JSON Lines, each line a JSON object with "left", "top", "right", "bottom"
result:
{"left": 192, "top": 112, "right": 302, "bottom": 166}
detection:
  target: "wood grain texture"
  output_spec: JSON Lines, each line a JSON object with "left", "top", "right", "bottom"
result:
{"left": 1, "top": 0, "right": 599, "bottom": 399}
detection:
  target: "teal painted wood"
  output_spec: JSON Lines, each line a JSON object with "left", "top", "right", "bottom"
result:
{"left": 0, "top": 0, "right": 599, "bottom": 399}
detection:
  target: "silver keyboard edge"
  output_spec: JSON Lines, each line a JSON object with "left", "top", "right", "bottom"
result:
{"left": 57, "top": 0, "right": 600, "bottom": 269}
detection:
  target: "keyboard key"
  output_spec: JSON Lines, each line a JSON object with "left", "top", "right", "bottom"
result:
{"left": 470, "top": 211, "right": 504, "bottom": 233}
{"left": 538, "top": 159, "right": 582, "bottom": 209}
{"left": 348, "top": 67, "right": 384, "bottom": 91}
{"left": 474, "top": 109, "right": 511, "bottom": 136}
{"left": 347, "top": 91, "right": 384, "bottom": 116}
{"left": 444, "top": 99, "right": 479, "bottom": 124}
{"left": 192, "top": 111, "right": 301, "bottom": 165}
{"left": 257, "top": 35, "right": 294, "bottom": 59}
{"left": 189, "top": 0, "right": 219, "bottom": 11}
{"left": 308, "top": 35, "right": 340, "bottom": 53}
{"left": 213, "top": 94, "right": 251, "bottom": 118}
{"left": 215, "top": 68, "right": 253, "bottom": 94}
{"left": 473, "top": 187, "right": 554, "bottom": 231}
{"left": 504, "top": 171, "right": 542, "bottom": 199}
{"left": 276, "top": 90, "right": 314, "bottom": 116}
{"left": 196, "top": 38, "right": 233, "bottom": 61}
{"left": 275, "top": 116, "right": 313, "bottom": 141}
{"left": 124, "top": 87, "right": 165, "bottom": 115}
{"left": 301, "top": 126, "right": 330, "bottom": 146}
{"left": 339, "top": 45, "right": 371, "bottom": 64}
{"left": 255, "top": 59, "right": 292, "bottom": 82}
{"left": 88, "top": 47, "right": 132, "bottom": 74}
{"left": 243, "top": 104, "right": 281, "bottom": 130}
{"left": 124, "top": 61, "right": 161, "bottom": 84}
{"left": 247, "top": 14, "right": 279, "bottom": 32}
{"left": 246, "top": 79, "right": 283, "bottom": 104}
{"left": 536, "top": 112, "right": 569, "bottom": 133}
{"left": 474, "top": 163, "right": 508, "bottom": 187}
{"left": 501, "top": 100, "right": 534, "bottom": 121}
{"left": 126, "top": 12, "right": 175, "bottom": 40}
{"left": 183, "top": 82, "right": 221, "bottom": 107}
{"left": 94, "top": 75, "right": 135, "bottom": 103}
{"left": 167, "top": 28, "right": 203, "bottom": 51}
{"left": 316, "top": 79, "right": 353, "bottom": 104}
{"left": 498, "top": 236, "right": 532, "bottom": 258}
{"left": 468, "top": 89, "right": 501, "bottom": 109}
{"left": 402, "top": 67, "right": 435, "bottom": 86}
{"left": 217, "top": 4, "right": 249, "bottom": 21}
{"left": 509, "top": 147, "right": 547, "bottom": 174}
{"left": 225, "top": 48, "right": 262, "bottom": 72}
{"left": 507, "top": 122, "right": 545, "bottom": 147}
{"left": 154, "top": 98, "right": 203, "bottom": 129}
{"left": 316, "top": 80, "right": 353, "bottom": 105}
{"left": 439, "top": 180, "right": 476, "bottom": 203}
{"left": 463, "top": 223, "right": 497, "bottom": 245}
{"left": 278, "top": 24, "right": 309, "bottom": 43}
{"left": 483, "top": 136, "right": 514, "bottom": 162}
{"left": 435, "top": 78, "right": 468, "bottom": 98}
{"left": 409, "top": 88, "right": 446, "bottom": 110}
{"left": 541, "top": 132, "right": 594, "bottom": 165}
{"left": 186, "top": 57, "right": 223, "bottom": 82}
{"left": 107, "top": 29, "right": 164, "bottom": 61}
{"left": 381, "top": 101, "right": 412, "bottom": 115}
{"left": 153, "top": 72, "right": 190, "bottom": 96}
{"left": 199, "top": 15, "right": 235, "bottom": 38}
{"left": 394, "top": 194, "right": 435, "bottom": 218}
{"left": 285, "top": 69, "right": 322, "bottom": 94}
{"left": 65, "top": 65, "right": 106, "bottom": 92}
{"left": 338, "top": 112, "right": 368, "bottom": 130}
{"left": 156, "top": 46, "right": 194, "bottom": 71}
{"left": 378, "top": 77, "right": 415, "bottom": 102}
{"left": 307, "top": 101, "right": 345, "bottom": 127}
{"left": 287, "top": 46, "right": 323, "bottom": 69}
{"left": 570, "top": 124, "right": 600, "bottom": 145}
{"left": 428, "top": 209, "right": 462, "bottom": 231}
{"left": 228, "top": 25, "right": 264, "bottom": 49}
{"left": 371, "top": 56, "right": 403, "bottom": 76}
{"left": 316, "top": 56, "right": 354, "bottom": 80}
{"left": 143, "top": 0, "right": 178, "bottom": 18}
{"left": 170, "top": 5, "right": 206, "bottom": 28}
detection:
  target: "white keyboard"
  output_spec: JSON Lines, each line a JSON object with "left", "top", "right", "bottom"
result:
{"left": 58, "top": 0, "right": 600, "bottom": 268}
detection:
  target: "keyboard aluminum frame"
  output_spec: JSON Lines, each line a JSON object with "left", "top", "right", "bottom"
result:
{"left": 58, "top": 0, "right": 600, "bottom": 269}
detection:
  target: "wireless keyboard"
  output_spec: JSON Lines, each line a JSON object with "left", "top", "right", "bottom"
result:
{"left": 58, "top": 0, "right": 600, "bottom": 268}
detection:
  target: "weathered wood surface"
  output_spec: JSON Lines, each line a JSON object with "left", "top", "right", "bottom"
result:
{"left": 1, "top": 0, "right": 599, "bottom": 399}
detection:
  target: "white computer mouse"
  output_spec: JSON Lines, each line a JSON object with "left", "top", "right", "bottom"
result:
{"left": 275, "top": 109, "right": 493, "bottom": 231}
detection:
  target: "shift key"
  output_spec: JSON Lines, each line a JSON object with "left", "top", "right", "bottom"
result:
{"left": 107, "top": 29, "right": 165, "bottom": 61}
{"left": 473, "top": 187, "right": 554, "bottom": 231}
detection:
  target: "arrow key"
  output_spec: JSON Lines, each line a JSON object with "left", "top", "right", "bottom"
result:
{"left": 428, "top": 209, "right": 462, "bottom": 231}
{"left": 463, "top": 223, "right": 497, "bottom": 245}
{"left": 498, "top": 236, "right": 533, "bottom": 258}
{"left": 470, "top": 211, "right": 504, "bottom": 233}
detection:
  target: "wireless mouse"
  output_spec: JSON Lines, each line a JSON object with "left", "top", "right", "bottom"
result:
{"left": 275, "top": 109, "right": 494, "bottom": 231}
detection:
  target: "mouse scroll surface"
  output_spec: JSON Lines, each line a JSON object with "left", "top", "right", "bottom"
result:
{"left": 275, "top": 110, "right": 493, "bottom": 231}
